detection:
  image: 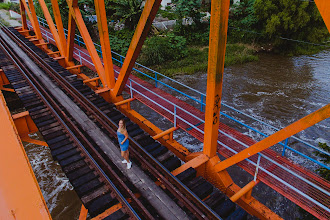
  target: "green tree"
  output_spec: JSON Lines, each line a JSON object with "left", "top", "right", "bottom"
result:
{"left": 172, "top": 0, "right": 202, "bottom": 29}
{"left": 254, "top": 0, "right": 329, "bottom": 50}
{"left": 106, "top": 0, "right": 144, "bottom": 30}
{"left": 228, "top": 0, "right": 258, "bottom": 43}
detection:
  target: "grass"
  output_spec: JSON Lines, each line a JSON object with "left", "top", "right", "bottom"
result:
{"left": 145, "top": 43, "right": 258, "bottom": 77}
{"left": 0, "top": 3, "right": 11, "bottom": 10}
{"left": 0, "top": 17, "right": 10, "bottom": 27}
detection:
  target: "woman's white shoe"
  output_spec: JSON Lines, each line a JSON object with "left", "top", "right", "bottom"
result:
{"left": 122, "top": 160, "right": 128, "bottom": 164}
{"left": 127, "top": 161, "right": 132, "bottom": 169}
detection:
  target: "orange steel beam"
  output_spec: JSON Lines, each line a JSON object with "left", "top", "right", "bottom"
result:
{"left": 94, "top": 0, "right": 116, "bottom": 88}
{"left": 37, "top": 0, "right": 66, "bottom": 55}
{"left": 21, "top": 136, "right": 48, "bottom": 146}
{"left": 214, "top": 104, "right": 330, "bottom": 172}
{"left": 153, "top": 127, "right": 178, "bottom": 140}
{"left": 112, "top": 0, "right": 162, "bottom": 97}
{"left": 66, "top": 0, "right": 108, "bottom": 88}
{"left": 21, "top": 0, "right": 43, "bottom": 40}
{"left": 171, "top": 154, "right": 209, "bottom": 176}
{"left": 12, "top": 111, "right": 38, "bottom": 136}
{"left": 19, "top": 0, "right": 28, "bottom": 30}
{"left": 66, "top": 6, "right": 77, "bottom": 63}
{"left": 0, "top": 91, "right": 51, "bottom": 219}
{"left": 91, "top": 203, "right": 122, "bottom": 220}
{"left": 66, "top": 64, "right": 83, "bottom": 70}
{"left": 315, "top": 0, "right": 330, "bottom": 32}
{"left": 83, "top": 76, "right": 100, "bottom": 83}
{"left": 203, "top": 0, "right": 230, "bottom": 157}
{"left": 114, "top": 98, "right": 136, "bottom": 106}
{"left": 0, "top": 69, "right": 13, "bottom": 92}
{"left": 12, "top": 111, "right": 48, "bottom": 146}
{"left": 230, "top": 180, "right": 259, "bottom": 202}
{"left": 51, "top": 0, "right": 67, "bottom": 56}
{"left": 78, "top": 205, "right": 88, "bottom": 220}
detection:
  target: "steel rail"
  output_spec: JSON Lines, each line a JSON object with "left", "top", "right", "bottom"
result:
{"left": 7, "top": 25, "right": 221, "bottom": 220}
{"left": 0, "top": 25, "right": 145, "bottom": 220}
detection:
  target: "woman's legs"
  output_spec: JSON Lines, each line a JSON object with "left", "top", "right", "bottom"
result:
{"left": 124, "top": 150, "right": 132, "bottom": 169}
{"left": 124, "top": 150, "right": 129, "bottom": 162}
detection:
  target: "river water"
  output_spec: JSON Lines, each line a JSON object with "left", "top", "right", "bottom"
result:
{"left": 23, "top": 50, "right": 329, "bottom": 219}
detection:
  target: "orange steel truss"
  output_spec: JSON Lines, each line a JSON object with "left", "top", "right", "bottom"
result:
{"left": 0, "top": 91, "right": 51, "bottom": 219}
{"left": 15, "top": 0, "right": 330, "bottom": 219}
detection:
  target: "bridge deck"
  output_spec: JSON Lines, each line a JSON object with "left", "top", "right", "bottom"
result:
{"left": 37, "top": 24, "right": 330, "bottom": 219}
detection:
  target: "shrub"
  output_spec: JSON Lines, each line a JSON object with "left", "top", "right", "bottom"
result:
{"left": 109, "top": 28, "right": 134, "bottom": 55}
{"left": 141, "top": 34, "right": 188, "bottom": 65}
{"left": 9, "top": 3, "right": 20, "bottom": 13}
{"left": 0, "top": 3, "right": 11, "bottom": 10}
{"left": 315, "top": 142, "right": 330, "bottom": 181}
{"left": 173, "top": 23, "right": 210, "bottom": 46}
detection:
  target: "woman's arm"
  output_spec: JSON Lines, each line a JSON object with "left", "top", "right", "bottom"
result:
{"left": 121, "top": 130, "right": 129, "bottom": 145}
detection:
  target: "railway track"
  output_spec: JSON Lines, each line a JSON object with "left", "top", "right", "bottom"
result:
{"left": 0, "top": 25, "right": 248, "bottom": 220}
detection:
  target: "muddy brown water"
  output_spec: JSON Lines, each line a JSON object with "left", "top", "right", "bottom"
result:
{"left": 21, "top": 50, "right": 329, "bottom": 219}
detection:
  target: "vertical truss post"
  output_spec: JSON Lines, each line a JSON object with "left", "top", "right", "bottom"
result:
{"left": 112, "top": 0, "right": 162, "bottom": 97}
{"left": 19, "top": 0, "right": 28, "bottom": 30}
{"left": 37, "top": 0, "right": 66, "bottom": 56}
{"left": 66, "top": 0, "right": 77, "bottom": 62}
{"left": 94, "top": 0, "right": 116, "bottom": 88}
{"left": 66, "top": 0, "right": 108, "bottom": 88}
{"left": 203, "top": 0, "right": 230, "bottom": 157}
{"left": 23, "top": 0, "right": 43, "bottom": 40}
{"left": 51, "top": 0, "right": 67, "bottom": 57}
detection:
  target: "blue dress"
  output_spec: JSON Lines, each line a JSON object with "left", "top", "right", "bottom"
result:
{"left": 117, "top": 131, "right": 129, "bottom": 151}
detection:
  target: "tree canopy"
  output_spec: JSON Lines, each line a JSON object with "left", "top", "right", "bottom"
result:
{"left": 254, "top": 0, "right": 329, "bottom": 49}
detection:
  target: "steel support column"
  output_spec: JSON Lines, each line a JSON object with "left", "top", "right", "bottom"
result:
{"left": 66, "top": 0, "right": 77, "bottom": 62}
{"left": 51, "top": 0, "right": 67, "bottom": 56}
{"left": 66, "top": 0, "right": 108, "bottom": 87}
{"left": 94, "top": 0, "right": 116, "bottom": 88}
{"left": 203, "top": 0, "right": 230, "bottom": 157}
{"left": 112, "top": 0, "right": 162, "bottom": 97}
{"left": 37, "top": 0, "right": 66, "bottom": 56}
{"left": 19, "top": 0, "right": 28, "bottom": 30}
{"left": 214, "top": 104, "right": 330, "bottom": 172}
{"left": 21, "top": 0, "right": 43, "bottom": 40}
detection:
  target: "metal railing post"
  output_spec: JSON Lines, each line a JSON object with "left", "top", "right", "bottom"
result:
{"left": 129, "top": 79, "right": 133, "bottom": 98}
{"left": 200, "top": 94, "right": 204, "bottom": 112}
{"left": 155, "top": 72, "right": 158, "bottom": 88}
{"left": 78, "top": 50, "right": 82, "bottom": 64}
{"left": 254, "top": 154, "right": 261, "bottom": 181}
{"left": 174, "top": 105, "right": 177, "bottom": 127}
{"left": 282, "top": 138, "right": 289, "bottom": 156}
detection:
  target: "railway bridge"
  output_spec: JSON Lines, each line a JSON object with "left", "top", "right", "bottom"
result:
{"left": 0, "top": 0, "right": 329, "bottom": 219}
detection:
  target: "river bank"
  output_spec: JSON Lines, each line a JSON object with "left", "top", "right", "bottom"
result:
{"left": 143, "top": 43, "right": 258, "bottom": 77}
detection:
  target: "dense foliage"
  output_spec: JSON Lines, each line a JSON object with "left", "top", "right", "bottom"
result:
{"left": 228, "top": 0, "right": 258, "bottom": 43}
{"left": 0, "top": 2, "right": 20, "bottom": 12}
{"left": 109, "top": 28, "right": 134, "bottom": 55}
{"left": 106, "top": 0, "right": 143, "bottom": 30}
{"left": 172, "top": 0, "right": 203, "bottom": 34}
{"left": 254, "top": 0, "right": 329, "bottom": 51}
{"left": 315, "top": 143, "right": 330, "bottom": 181}
{"left": 140, "top": 33, "right": 188, "bottom": 65}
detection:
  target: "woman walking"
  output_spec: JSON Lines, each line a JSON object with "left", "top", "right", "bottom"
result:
{"left": 117, "top": 119, "right": 132, "bottom": 169}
